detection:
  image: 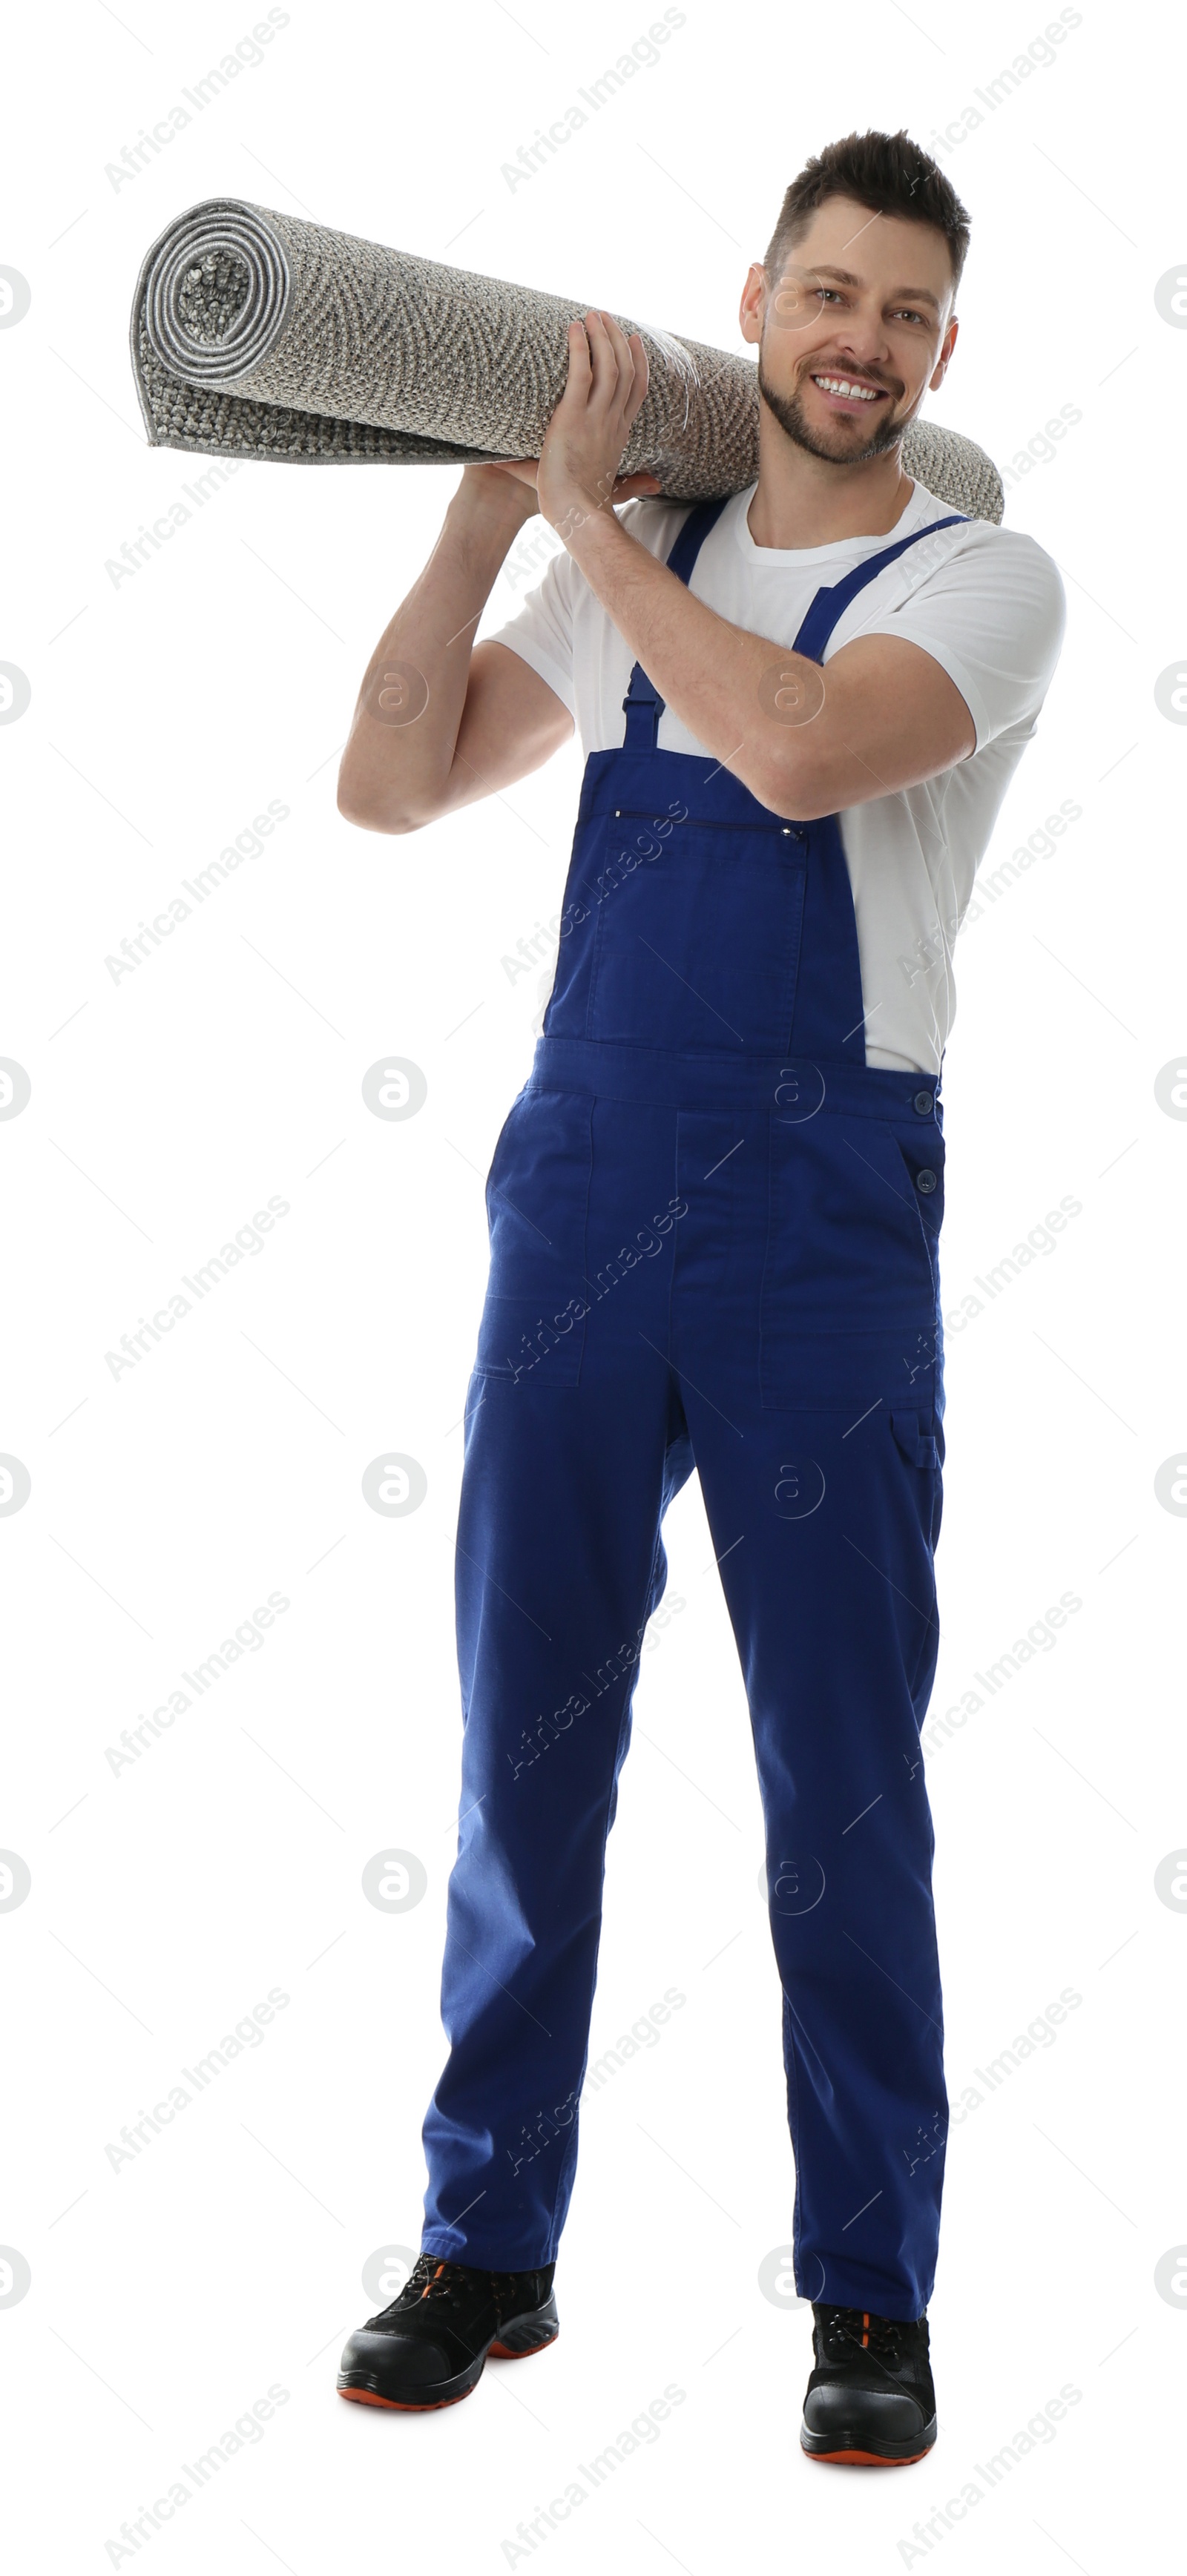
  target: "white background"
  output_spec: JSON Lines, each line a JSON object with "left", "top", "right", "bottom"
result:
{"left": 4, "top": 1, "right": 1185, "bottom": 2569}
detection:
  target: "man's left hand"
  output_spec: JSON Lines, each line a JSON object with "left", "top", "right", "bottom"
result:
{"left": 487, "top": 310, "right": 661, "bottom": 536}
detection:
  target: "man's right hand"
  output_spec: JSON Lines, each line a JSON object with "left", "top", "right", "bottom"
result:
{"left": 464, "top": 456, "right": 663, "bottom": 507}
{"left": 458, "top": 459, "right": 544, "bottom": 521}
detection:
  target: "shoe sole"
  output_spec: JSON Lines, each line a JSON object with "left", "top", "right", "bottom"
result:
{"left": 800, "top": 2419, "right": 936, "bottom": 2467}
{"left": 337, "top": 2301, "right": 559, "bottom": 2412}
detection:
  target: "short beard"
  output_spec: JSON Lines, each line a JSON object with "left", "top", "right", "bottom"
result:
{"left": 757, "top": 345, "right": 906, "bottom": 467}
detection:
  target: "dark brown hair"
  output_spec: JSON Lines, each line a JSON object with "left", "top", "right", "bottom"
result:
{"left": 764, "top": 129, "right": 971, "bottom": 306}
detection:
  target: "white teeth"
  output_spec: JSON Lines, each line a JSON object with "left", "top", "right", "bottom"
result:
{"left": 812, "top": 375, "right": 879, "bottom": 401}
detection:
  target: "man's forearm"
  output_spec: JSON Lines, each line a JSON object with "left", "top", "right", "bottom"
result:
{"left": 561, "top": 502, "right": 808, "bottom": 813}
{"left": 532, "top": 312, "right": 973, "bottom": 817}
{"left": 338, "top": 476, "right": 536, "bottom": 827}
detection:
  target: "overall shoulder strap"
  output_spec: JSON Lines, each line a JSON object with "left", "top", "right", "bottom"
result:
{"left": 622, "top": 495, "right": 731, "bottom": 750}
{"left": 792, "top": 514, "right": 970, "bottom": 665}
{"left": 664, "top": 493, "right": 732, "bottom": 583}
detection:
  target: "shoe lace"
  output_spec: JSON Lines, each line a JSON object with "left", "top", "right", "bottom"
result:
{"left": 374, "top": 2255, "right": 471, "bottom": 2322}
{"left": 820, "top": 2306, "right": 907, "bottom": 2370}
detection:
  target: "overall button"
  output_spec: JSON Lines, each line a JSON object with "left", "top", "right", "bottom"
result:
{"left": 916, "top": 1168, "right": 938, "bottom": 1195}
{"left": 913, "top": 1090, "right": 935, "bottom": 1116}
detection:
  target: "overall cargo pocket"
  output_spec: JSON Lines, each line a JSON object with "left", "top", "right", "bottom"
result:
{"left": 473, "top": 1089, "right": 594, "bottom": 1386}
{"left": 585, "top": 823, "right": 807, "bottom": 1054}
{"left": 759, "top": 1110, "right": 944, "bottom": 1410}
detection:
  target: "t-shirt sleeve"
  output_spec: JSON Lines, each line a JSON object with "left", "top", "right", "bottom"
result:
{"left": 844, "top": 528, "right": 1068, "bottom": 752}
{"left": 485, "top": 544, "right": 579, "bottom": 719}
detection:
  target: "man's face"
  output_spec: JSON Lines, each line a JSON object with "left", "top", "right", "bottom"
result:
{"left": 741, "top": 195, "right": 959, "bottom": 467}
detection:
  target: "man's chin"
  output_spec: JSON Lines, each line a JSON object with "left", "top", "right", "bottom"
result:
{"left": 767, "top": 404, "right": 895, "bottom": 466}
{"left": 789, "top": 416, "right": 903, "bottom": 465}
{"left": 757, "top": 368, "right": 905, "bottom": 467}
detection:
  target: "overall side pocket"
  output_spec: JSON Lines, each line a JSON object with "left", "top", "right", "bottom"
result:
{"left": 474, "top": 1089, "right": 594, "bottom": 1387}
{"left": 759, "top": 1110, "right": 944, "bottom": 1410}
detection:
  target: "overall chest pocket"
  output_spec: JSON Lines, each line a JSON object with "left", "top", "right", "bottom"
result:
{"left": 585, "top": 823, "right": 806, "bottom": 1054}
{"left": 473, "top": 1089, "right": 594, "bottom": 1386}
{"left": 759, "top": 1111, "right": 944, "bottom": 1410}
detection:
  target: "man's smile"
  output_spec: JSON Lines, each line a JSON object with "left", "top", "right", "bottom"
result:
{"left": 807, "top": 369, "right": 892, "bottom": 412}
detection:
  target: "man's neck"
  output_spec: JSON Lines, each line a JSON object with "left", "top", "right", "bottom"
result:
{"left": 746, "top": 424, "right": 917, "bottom": 551}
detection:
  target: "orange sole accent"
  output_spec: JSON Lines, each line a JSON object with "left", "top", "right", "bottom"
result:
{"left": 338, "top": 2387, "right": 473, "bottom": 2411}
{"left": 337, "top": 2330, "right": 558, "bottom": 2411}
{"left": 805, "top": 2447, "right": 930, "bottom": 2466}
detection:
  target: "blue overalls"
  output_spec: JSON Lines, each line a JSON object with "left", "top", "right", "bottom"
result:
{"left": 422, "top": 496, "right": 970, "bottom": 2322}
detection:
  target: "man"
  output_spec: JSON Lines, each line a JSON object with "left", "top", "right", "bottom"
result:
{"left": 334, "top": 129, "right": 1065, "bottom": 2463}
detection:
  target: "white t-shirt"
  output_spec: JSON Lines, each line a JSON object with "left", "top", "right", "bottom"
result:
{"left": 487, "top": 480, "right": 1066, "bottom": 1075}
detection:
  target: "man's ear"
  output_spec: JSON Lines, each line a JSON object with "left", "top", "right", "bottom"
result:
{"left": 738, "top": 262, "right": 767, "bottom": 349}
{"left": 929, "top": 315, "right": 959, "bottom": 392}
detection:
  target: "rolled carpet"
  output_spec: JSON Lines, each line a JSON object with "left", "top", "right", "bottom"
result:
{"left": 130, "top": 197, "right": 1003, "bottom": 519}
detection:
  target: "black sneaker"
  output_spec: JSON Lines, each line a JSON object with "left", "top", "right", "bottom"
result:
{"left": 800, "top": 2303, "right": 936, "bottom": 2464}
{"left": 337, "top": 2254, "right": 559, "bottom": 2411}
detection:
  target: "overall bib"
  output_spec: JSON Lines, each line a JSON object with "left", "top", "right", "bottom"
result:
{"left": 422, "top": 496, "right": 968, "bottom": 2321}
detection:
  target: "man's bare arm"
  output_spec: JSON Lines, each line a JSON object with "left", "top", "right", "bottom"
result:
{"left": 336, "top": 466, "right": 574, "bottom": 835}
{"left": 561, "top": 504, "right": 976, "bottom": 820}
{"left": 533, "top": 309, "right": 975, "bottom": 820}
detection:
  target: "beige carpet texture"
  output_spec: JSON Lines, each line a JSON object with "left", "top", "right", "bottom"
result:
{"left": 129, "top": 197, "right": 1003, "bottom": 519}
